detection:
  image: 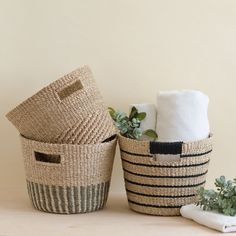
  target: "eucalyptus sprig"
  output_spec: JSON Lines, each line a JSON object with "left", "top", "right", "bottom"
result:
{"left": 196, "top": 176, "right": 236, "bottom": 216}
{"left": 108, "top": 106, "right": 157, "bottom": 140}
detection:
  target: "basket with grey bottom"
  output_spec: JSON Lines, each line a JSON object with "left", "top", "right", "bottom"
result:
{"left": 119, "top": 135, "right": 213, "bottom": 216}
{"left": 21, "top": 135, "right": 117, "bottom": 214}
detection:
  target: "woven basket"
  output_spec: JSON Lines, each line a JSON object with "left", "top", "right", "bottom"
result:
{"left": 119, "top": 134, "right": 213, "bottom": 216}
{"left": 6, "top": 65, "right": 116, "bottom": 144}
{"left": 20, "top": 135, "right": 117, "bottom": 214}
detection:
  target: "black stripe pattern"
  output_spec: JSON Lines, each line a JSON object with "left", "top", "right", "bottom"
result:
{"left": 121, "top": 156, "right": 210, "bottom": 168}
{"left": 120, "top": 144, "right": 211, "bottom": 215}
{"left": 123, "top": 167, "right": 208, "bottom": 179}
{"left": 121, "top": 149, "right": 212, "bottom": 159}
{"left": 128, "top": 199, "right": 182, "bottom": 208}
{"left": 126, "top": 189, "right": 196, "bottom": 198}
{"left": 125, "top": 178, "right": 206, "bottom": 188}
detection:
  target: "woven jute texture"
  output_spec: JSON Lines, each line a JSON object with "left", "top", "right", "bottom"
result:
{"left": 119, "top": 135, "right": 213, "bottom": 216}
{"left": 6, "top": 65, "right": 116, "bottom": 144}
{"left": 21, "top": 135, "right": 117, "bottom": 214}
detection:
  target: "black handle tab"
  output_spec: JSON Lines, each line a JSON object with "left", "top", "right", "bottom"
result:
{"left": 150, "top": 141, "right": 183, "bottom": 155}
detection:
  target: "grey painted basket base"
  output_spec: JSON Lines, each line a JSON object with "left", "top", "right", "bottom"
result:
{"left": 27, "top": 180, "right": 110, "bottom": 214}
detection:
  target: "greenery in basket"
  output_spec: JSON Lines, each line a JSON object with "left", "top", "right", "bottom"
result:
{"left": 196, "top": 176, "right": 236, "bottom": 216}
{"left": 108, "top": 106, "right": 157, "bottom": 140}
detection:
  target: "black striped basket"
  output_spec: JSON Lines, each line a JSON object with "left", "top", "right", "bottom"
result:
{"left": 118, "top": 134, "right": 213, "bottom": 216}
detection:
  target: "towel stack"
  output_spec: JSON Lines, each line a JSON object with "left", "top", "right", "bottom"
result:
{"left": 156, "top": 90, "right": 210, "bottom": 142}
{"left": 130, "top": 90, "right": 210, "bottom": 142}
{"left": 6, "top": 65, "right": 117, "bottom": 214}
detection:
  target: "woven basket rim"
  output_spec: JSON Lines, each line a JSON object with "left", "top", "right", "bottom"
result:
{"left": 118, "top": 133, "right": 213, "bottom": 145}
{"left": 6, "top": 65, "right": 90, "bottom": 120}
{"left": 20, "top": 134, "right": 117, "bottom": 148}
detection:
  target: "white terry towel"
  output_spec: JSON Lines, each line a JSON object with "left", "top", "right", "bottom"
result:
{"left": 129, "top": 103, "right": 157, "bottom": 132}
{"left": 156, "top": 90, "right": 210, "bottom": 142}
{"left": 180, "top": 204, "right": 236, "bottom": 233}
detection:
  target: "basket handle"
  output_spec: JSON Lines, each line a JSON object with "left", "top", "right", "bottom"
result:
{"left": 150, "top": 141, "right": 183, "bottom": 158}
{"left": 57, "top": 80, "right": 83, "bottom": 100}
{"left": 34, "top": 151, "right": 61, "bottom": 164}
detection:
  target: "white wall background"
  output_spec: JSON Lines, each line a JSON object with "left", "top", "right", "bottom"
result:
{"left": 1, "top": 0, "right": 236, "bottom": 193}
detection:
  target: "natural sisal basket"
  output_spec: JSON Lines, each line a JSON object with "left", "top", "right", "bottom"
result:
{"left": 119, "top": 134, "right": 213, "bottom": 216}
{"left": 21, "top": 135, "right": 117, "bottom": 214}
{"left": 6, "top": 65, "right": 116, "bottom": 144}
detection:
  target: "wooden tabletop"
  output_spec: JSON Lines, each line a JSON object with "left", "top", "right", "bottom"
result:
{"left": 0, "top": 187, "right": 225, "bottom": 236}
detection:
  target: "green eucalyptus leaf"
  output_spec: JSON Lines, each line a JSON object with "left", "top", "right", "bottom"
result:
{"left": 136, "top": 112, "right": 146, "bottom": 121}
{"left": 129, "top": 106, "right": 138, "bottom": 120}
{"left": 143, "top": 129, "right": 158, "bottom": 140}
{"left": 108, "top": 107, "right": 116, "bottom": 119}
{"left": 115, "top": 111, "right": 127, "bottom": 121}
{"left": 196, "top": 176, "right": 236, "bottom": 216}
{"left": 108, "top": 107, "right": 115, "bottom": 113}
{"left": 109, "top": 106, "right": 157, "bottom": 141}
{"left": 133, "top": 128, "right": 142, "bottom": 139}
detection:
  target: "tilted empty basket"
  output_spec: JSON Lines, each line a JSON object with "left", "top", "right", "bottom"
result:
{"left": 6, "top": 65, "right": 116, "bottom": 144}
{"left": 21, "top": 135, "right": 117, "bottom": 214}
{"left": 119, "top": 135, "right": 213, "bottom": 216}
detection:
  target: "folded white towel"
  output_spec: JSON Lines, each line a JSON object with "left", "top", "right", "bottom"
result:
{"left": 129, "top": 103, "right": 156, "bottom": 139}
{"left": 180, "top": 204, "right": 236, "bottom": 233}
{"left": 156, "top": 90, "right": 210, "bottom": 142}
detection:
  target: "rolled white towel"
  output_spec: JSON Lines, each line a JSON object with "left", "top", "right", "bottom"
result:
{"left": 129, "top": 103, "right": 157, "bottom": 133}
{"left": 156, "top": 90, "right": 210, "bottom": 142}
{"left": 180, "top": 204, "right": 236, "bottom": 233}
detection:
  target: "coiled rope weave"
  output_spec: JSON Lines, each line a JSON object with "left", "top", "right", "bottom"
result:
{"left": 6, "top": 65, "right": 117, "bottom": 214}
{"left": 6, "top": 65, "right": 116, "bottom": 144}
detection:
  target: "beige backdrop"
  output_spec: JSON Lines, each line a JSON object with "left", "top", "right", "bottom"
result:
{"left": 1, "top": 0, "right": 236, "bottom": 193}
